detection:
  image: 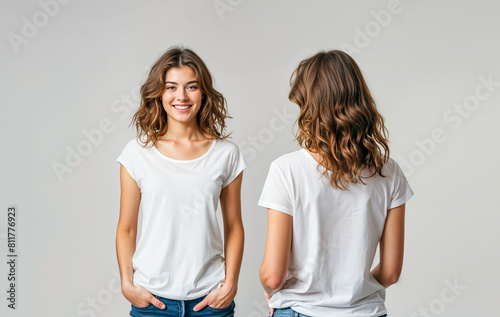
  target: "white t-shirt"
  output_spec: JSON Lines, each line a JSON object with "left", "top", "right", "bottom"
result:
{"left": 258, "top": 149, "right": 413, "bottom": 317}
{"left": 117, "top": 137, "right": 247, "bottom": 300}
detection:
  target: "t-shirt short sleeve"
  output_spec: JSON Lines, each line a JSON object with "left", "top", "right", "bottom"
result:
{"left": 222, "top": 144, "right": 248, "bottom": 188}
{"left": 258, "top": 162, "right": 294, "bottom": 216}
{"left": 116, "top": 140, "right": 138, "bottom": 183}
{"left": 388, "top": 160, "right": 414, "bottom": 210}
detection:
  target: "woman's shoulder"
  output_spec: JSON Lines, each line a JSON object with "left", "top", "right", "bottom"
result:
{"left": 120, "top": 136, "right": 150, "bottom": 153}
{"left": 382, "top": 157, "right": 404, "bottom": 175}
{"left": 378, "top": 157, "right": 411, "bottom": 184}
{"left": 269, "top": 149, "right": 305, "bottom": 170}
{"left": 213, "top": 138, "right": 241, "bottom": 153}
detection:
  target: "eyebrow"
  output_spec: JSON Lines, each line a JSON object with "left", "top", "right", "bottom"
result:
{"left": 165, "top": 80, "right": 198, "bottom": 85}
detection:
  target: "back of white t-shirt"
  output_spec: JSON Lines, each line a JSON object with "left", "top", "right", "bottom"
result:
{"left": 258, "top": 149, "right": 413, "bottom": 317}
{"left": 117, "top": 137, "right": 247, "bottom": 300}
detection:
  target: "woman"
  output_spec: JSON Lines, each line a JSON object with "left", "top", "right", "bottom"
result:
{"left": 259, "top": 50, "right": 413, "bottom": 317}
{"left": 116, "top": 47, "right": 246, "bottom": 317}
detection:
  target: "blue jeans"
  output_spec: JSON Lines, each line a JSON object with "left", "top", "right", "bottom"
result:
{"left": 130, "top": 294, "right": 235, "bottom": 317}
{"left": 271, "top": 308, "right": 387, "bottom": 317}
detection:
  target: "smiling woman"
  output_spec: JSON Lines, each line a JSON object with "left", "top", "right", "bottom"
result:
{"left": 115, "top": 47, "right": 246, "bottom": 317}
{"left": 132, "top": 48, "right": 230, "bottom": 148}
{"left": 162, "top": 67, "right": 202, "bottom": 125}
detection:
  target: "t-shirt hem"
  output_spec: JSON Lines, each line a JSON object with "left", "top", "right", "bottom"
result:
{"left": 116, "top": 158, "right": 137, "bottom": 183}
{"left": 222, "top": 163, "right": 247, "bottom": 188}
{"left": 133, "top": 279, "right": 221, "bottom": 301}
{"left": 388, "top": 190, "right": 414, "bottom": 210}
{"left": 290, "top": 305, "right": 388, "bottom": 317}
{"left": 138, "top": 287, "right": 210, "bottom": 301}
{"left": 258, "top": 201, "right": 293, "bottom": 216}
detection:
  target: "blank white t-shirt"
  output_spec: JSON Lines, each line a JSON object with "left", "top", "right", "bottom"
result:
{"left": 117, "top": 137, "right": 247, "bottom": 300}
{"left": 258, "top": 149, "right": 413, "bottom": 317}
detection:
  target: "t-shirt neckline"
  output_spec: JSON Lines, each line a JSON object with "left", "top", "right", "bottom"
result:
{"left": 300, "top": 148, "right": 319, "bottom": 165}
{"left": 300, "top": 148, "right": 330, "bottom": 174}
{"left": 153, "top": 139, "right": 217, "bottom": 163}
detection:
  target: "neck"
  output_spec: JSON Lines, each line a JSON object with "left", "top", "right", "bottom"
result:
{"left": 161, "top": 120, "right": 208, "bottom": 141}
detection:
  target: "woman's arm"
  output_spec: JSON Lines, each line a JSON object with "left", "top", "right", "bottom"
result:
{"left": 194, "top": 172, "right": 245, "bottom": 311}
{"left": 260, "top": 209, "right": 293, "bottom": 295}
{"left": 371, "top": 203, "right": 406, "bottom": 288}
{"left": 116, "top": 165, "right": 165, "bottom": 309}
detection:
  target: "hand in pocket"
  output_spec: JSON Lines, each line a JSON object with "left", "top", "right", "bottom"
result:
{"left": 122, "top": 283, "right": 165, "bottom": 309}
{"left": 193, "top": 283, "right": 236, "bottom": 311}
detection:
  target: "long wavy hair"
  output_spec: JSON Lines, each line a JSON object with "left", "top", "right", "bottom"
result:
{"left": 132, "top": 47, "right": 230, "bottom": 147}
{"left": 289, "top": 50, "right": 390, "bottom": 190}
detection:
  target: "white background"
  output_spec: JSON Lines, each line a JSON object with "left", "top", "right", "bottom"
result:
{"left": 1, "top": 0, "right": 499, "bottom": 316}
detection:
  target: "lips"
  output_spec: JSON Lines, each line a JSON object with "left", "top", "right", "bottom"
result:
{"left": 173, "top": 104, "right": 192, "bottom": 110}
{"left": 172, "top": 104, "right": 193, "bottom": 113}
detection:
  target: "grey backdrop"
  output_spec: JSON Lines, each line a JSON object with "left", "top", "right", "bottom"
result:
{"left": 1, "top": 0, "right": 499, "bottom": 316}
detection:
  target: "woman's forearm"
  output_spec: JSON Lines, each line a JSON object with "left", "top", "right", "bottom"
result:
{"left": 219, "top": 172, "right": 245, "bottom": 292}
{"left": 116, "top": 228, "right": 137, "bottom": 288}
{"left": 370, "top": 264, "right": 399, "bottom": 288}
{"left": 117, "top": 165, "right": 141, "bottom": 289}
{"left": 260, "top": 265, "right": 287, "bottom": 295}
{"left": 223, "top": 224, "right": 244, "bottom": 290}
{"left": 372, "top": 204, "right": 405, "bottom": 289}
{"left": 260, "top": 210, "right": 293, "bottom": 295}
{"left": 260, "top": 276, "right": 285, "bottom": 296}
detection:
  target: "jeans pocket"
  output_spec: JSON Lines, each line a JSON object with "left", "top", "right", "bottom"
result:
{"left": 132, "top": 303, "right": 154, "bottom": 310}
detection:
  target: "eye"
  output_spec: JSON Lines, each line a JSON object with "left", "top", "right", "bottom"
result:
{"left": 187, "top": 85, "right": 198, "bottom": 90}
{"left": 165, "top": 86, "right": 176, "bottom": 91}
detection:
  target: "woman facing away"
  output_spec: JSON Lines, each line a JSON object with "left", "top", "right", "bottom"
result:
{"left": 259, "top": 50, "right": 414, "bottom": 317}
{"left": 116, "top": 47, "right": 246, "bottom": 317}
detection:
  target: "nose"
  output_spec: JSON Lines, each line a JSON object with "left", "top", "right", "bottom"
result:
{"left": 176, "top": 88, "right": 188, "bottom": 101}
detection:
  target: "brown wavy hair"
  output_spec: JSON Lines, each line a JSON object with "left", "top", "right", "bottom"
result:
{"left": 289, "top": 50, "right": 390, "bottom": 190}
{"left": 132, "top": 46, "right": 230, "bottom": 147}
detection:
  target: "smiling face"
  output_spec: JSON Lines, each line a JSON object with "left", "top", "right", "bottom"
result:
{"left": 162, "top": 66, "right": 203, "bottom": 127}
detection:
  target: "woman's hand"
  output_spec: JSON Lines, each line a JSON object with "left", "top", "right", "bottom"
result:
{"left": 192, "top": 283, "right": 236, "bottom": 311}
{"left": 264, "top": 291, "right": 274, "bottom": 316}
{"left": 122, "top": 282, "right": 165, "bottom": 309}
